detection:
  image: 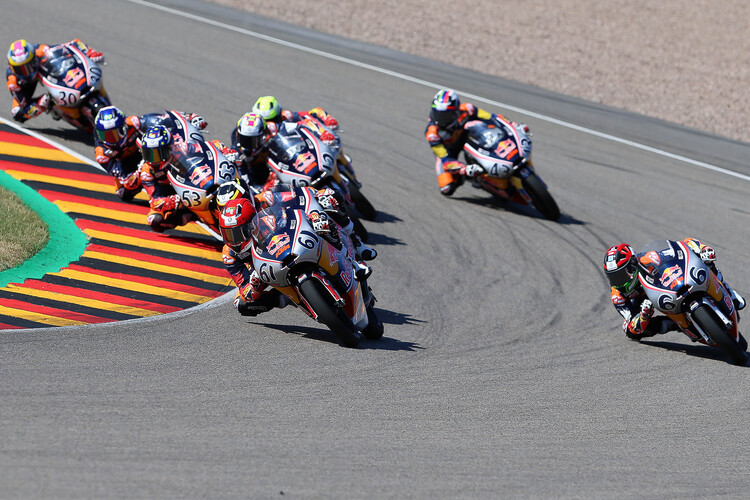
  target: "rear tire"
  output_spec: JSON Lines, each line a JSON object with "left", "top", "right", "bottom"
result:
{"left": 361, "top": 305, "right": 384, "bottom": 340}
{"left": 298, "top": 279, "right": 361, "bottom": 347}
{"left": 693, "top": 305, "right": 748, "bottom": 365}
{"left": 522, "top": 174, "right": 560, "bottom": 221}
{"left": 347, "top": 182, "right": 377, "bottom": 221}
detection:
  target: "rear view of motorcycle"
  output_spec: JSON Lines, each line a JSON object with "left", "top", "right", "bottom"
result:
{"left": 637, "top": 239, "right": 748, "bottom": 365}
{"left": 462, "top": 116, "right": 560, "bottom": 220}
{"left": 38, "top": 42, "right": 112, "bottom": 133}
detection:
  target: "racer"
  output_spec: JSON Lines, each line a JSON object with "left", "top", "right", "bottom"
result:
{"left": 250, "top": 96, "right": 359, "bottom": 182}
{"left": 425, "top": 89, "right": 530, "bottom": 196}
{"left": 218, "top": 183, "right": 376, "bottom": 317}
{"left": 6, "top": 38, "right": 103, "bottom": 123}
{"left": 603, "top": 239, "right": 746, "bottom": 340}
{"left": 138, "top": 125, "right": 199, "bottom": 232}
{"left": 228, "top": 112, "right": 276, "bottom": 188}
{"left": 93, "top": 106, "right": 208, "bottom": 201}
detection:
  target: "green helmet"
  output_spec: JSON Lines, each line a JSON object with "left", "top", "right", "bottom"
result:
{"left": 252, "top": 96, "right": 281, "bottom": 121}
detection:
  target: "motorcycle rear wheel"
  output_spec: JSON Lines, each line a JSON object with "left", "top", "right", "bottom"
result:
{"left": 522, "top": 174, "right": 560, "bottom": 221}
{"left": 298, "top": 279, "right": 362, "bottom": 347}
{"left": 693, "top": 305, "right": 748, "bottom": 365}
{"left": 361, "top": 305, "right": 384, "bottom": 340}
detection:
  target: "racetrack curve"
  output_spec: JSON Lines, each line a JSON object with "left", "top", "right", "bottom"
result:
{"left": 2, "top": 0, "right": 750, "bottom": 497}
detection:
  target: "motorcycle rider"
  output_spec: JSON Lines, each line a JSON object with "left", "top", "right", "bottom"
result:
{"left": 603, "top": 239, "right": 746, "bottom": 340}
{"left": 6, "top": 38, "right": 104, "bottom": 123}
{"left": 219, "top": 184, "right": 376, "bottom": 317}
{"left": 425, "top": 89, "right": 530, "bottom": 196}
{"left": 93, "top": 106, "right": 208, "bottom": 201}
{"left": 138, "top": 125, "right": 199, "bottom": 232}
{"left": 251, "top": 95, "right": 359, "bottom": 181}
{"left": 228, "top": 112, "right": 276, "bottom": 188}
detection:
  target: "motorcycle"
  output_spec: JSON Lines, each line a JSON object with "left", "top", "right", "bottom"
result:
{"left": 163, "top": 111, "right": 239, "bottom": 234}
{"left": 297, "top": 116, "right": 378, "bottom": 221}
{"left": 462, "top": 116, "right": 560, "bottom": 221}
{"left": 266, "top": 120, "right": 370, "bottom": 240}
{"left": 37, "top": 42, "right": 112, "bottom": 133}
{"left": 637, "top": 239, "right": 748, "bottom": 365}
{"left": 249, "top": 189, "right": 383, "bottom": 347}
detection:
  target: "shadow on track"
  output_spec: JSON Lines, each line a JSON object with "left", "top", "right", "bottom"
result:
{"left": 640, "top": 339, "right": 750, "bottom": 367}
{"left": 253, "top": 321, "right": 424, "bottom": 351}
{"left": 28, "top": 126, "right": 94, "bottom": 145}
{"left": 453, "top": 195, "right": 586, "bottom": 225}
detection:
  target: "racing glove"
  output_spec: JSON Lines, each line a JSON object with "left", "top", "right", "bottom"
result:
{"left": 86, "top": 49, "right": 104, "bottom": 63}
{"left": 700, "top": 246, "right": 716, "bottom": 263}
{"left": 460, "top": 164, "right": 485, "bottom": 178}
{"left": 150, "top": 194, "right": 182, "bottom": 213}
{"left": 189, "top": 113, "right": 208, "bottom": 130}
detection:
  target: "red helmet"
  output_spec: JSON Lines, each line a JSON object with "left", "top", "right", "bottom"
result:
{"left": 603, "top": 244, "right": 639, "bottom": 291}
{"left": 219, "top": 198, "right": 256, "bottom": 252}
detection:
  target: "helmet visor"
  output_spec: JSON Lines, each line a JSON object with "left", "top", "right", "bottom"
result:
{"left": 96, "top": 125, "right": 126, "bottom": 145}
{"left": 431, "top": 108, "right": 458, "bottom": 129}
{"left": 12, "top": 61, "right": 36, "bottom": 77}
{"left": 220, "top": 221, "right": 253, "bottom": 249}
{"left": 142, "top": 144, "right": 171, "bottom": 165}
{"left": 238, "top": 133, "right": 261, "bottom": 152}
{"left": 607, "top": 263, "right": 637, "bottom": 290}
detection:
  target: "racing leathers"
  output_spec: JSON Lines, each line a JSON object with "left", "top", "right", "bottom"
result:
{"left": 610, "top": 238, "right": 744, "bottom": 340}
{"left": 425, "top": 103, "right": 528, "bottom": 195}
{"left": 95, "top": 111, "right": 208, "bottom": 201}
{"left": 225, "top": 185, "right": 376, "bottom": 317}
{"left": 6, "top": 39, "right": 103, "bottom": 123}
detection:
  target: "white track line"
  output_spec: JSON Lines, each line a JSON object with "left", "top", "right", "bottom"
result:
{"left": 126, "top": 0, "right": 750, "bottom": 182}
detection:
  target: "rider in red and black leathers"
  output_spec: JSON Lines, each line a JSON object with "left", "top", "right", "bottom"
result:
{"left": 425, "top": 89, "right": 529, "bottom": 196}
{"left": 604, "top": 238, "right": 745, "bottom": 340}
{"left": 218, "top": 182, "right": 377, "bottom": 316}
{"left": 6, "top": 38, "right": 103, "bottom": 123}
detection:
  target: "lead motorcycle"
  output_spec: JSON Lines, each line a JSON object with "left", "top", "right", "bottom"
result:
{"left": 249, "top": 189, "right": 383, "bottom": 347}
{"left": 637, "top": 239, "right": 748, "bottom": 365}
{"left": 462, "top": 116, "right": 560, "bottom": 221}
{"left": 163, "top": 111, "right": 239, "bottom": 234}
{"left": 38, "top": 42, "right": 112, "bottom": 133}
{"left": 266, "top": 120, "right": 370, "bottom": 240}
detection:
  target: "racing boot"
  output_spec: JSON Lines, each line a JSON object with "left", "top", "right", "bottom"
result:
{"left": 352, "top": 259, "right": 372, "bottom": 282}
{"left": 352, "top": 234, "right": 377, "bottom": 261}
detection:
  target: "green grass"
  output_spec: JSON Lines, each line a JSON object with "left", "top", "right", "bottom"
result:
{"left": 0, "top": 185, "right": 49, "bottom": 272}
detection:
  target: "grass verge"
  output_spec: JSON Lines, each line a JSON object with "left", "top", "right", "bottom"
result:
{"left": 0, "top": 185, "right": 49, "bottom": 272}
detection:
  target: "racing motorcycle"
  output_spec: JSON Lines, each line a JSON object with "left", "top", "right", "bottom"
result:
{"left": 249, "top": 189, "right": 383, "bottom": 347}
{"left": 637, "top": 239, "right": 748, "bottom": 365}
{"left": 266, "top": 120, "right": 371, "bottom": 240}
{"left": 296, "top": 116, "right": 378, "bottom": 221}
{"left": 462, "top": 117, "right": 560, "bottom": 221}
{"left": 163, "top": 111, "right": 239, "bottom": 234}
{"left": 38, "top": 42, "right": 112, "bottom": 133}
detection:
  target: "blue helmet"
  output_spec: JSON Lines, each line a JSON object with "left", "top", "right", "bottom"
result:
{"left": 140, "top": 125, "right": 172, "bottom": 165}
{"left": 94, "top": 106, "right": 127, "bottom": 145}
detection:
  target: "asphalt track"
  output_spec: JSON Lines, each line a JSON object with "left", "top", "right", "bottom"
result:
{"left": 1, "top": 0, "right": 750, "bottom": 497}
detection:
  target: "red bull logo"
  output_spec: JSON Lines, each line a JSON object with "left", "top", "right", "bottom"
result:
{"left": 660, "top": 265, "right": 683, "bottom": 289}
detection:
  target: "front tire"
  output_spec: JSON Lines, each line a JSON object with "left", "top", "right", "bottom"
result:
{"left": 298, "top": 279, "right": 361, "bottom": 347}
{"left": 522, "top": 174, "right": 560, "bottom": 221}
{"left": 693, "top": 305, "right": 748, "bottom": 365}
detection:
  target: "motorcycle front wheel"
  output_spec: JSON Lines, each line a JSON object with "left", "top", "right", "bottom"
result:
{"left": 522, "top": 174, "right": 560, "bottom": 221}
{"left": 298, "top": 279, "right": 362, "bottom": 347}
{"left": 693, "top": 305, "right": 748, "bottom": 365}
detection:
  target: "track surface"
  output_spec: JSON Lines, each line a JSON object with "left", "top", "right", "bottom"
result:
{"left": 2, "top": 0, "right": 750, "bottom": 497}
